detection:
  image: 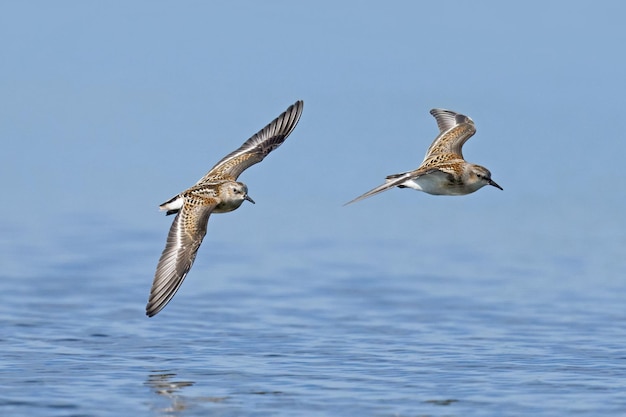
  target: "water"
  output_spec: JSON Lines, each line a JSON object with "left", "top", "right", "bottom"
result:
{"left": 2, "top": 201, "right": 626, "bottom": 417}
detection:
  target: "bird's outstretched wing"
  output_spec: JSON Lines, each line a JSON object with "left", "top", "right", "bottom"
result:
{"left": 146, "top": 196, "right": 217, "bottom": 317}
{"left": 343, "top": 167, "right": 440, "bottom": 206}
{"left": 422, "top": 109, "right": 475, "bottom": 161}
{"left": 196, "top": 100, "right": 304, "bottom": 183}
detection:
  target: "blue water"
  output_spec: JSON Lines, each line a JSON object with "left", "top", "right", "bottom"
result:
{"left": 1, "top": 200, "right": 625, "bottom": 417}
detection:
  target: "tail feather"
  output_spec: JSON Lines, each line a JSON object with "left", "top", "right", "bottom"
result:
{"left": 159, "top": 195, "right": 184, "bottom": 215}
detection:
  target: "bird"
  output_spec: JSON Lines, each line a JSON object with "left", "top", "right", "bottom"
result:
{"left": 345, "top": 108, "right": 502, "bottom": 205}
{"left": 146, "top": 100, "right": 304, "bottom": 317}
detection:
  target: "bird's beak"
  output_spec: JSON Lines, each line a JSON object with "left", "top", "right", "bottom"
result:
{"left": 489, "top": 179, "right": 503, "bottom": 190}
{"left": 245, "top": 195, "right": 255, "bottom": 204}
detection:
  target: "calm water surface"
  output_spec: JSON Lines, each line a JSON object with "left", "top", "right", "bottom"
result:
{"left": 1, "top": 205, "right": 625, "bottom": 417}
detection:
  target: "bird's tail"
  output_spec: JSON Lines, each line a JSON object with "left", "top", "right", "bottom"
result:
{"left": 159, "top": 195, "right": 183, "bottom": 216}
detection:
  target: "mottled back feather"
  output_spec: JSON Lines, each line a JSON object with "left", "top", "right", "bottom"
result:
{"left": 344, "top": 108, "right": 480, "bottom": 205}
{"left": 147, "top": 101, "right": 304, "bottom": 316}
{"left": 423, "top": 109, "right": 476, "bottom": 161}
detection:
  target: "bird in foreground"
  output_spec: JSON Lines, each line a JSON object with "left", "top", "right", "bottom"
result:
{"left": 146, "top": 100, "right": 304, "bottom": 317}
{"left": 345, "top": 108, "right": 502, "bottom": 205}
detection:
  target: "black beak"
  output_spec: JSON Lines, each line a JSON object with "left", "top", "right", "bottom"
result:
{"left": 245, "top": 195, "right": 255, "bottom": 204}
{"left": 489, "top": 179, "right": 503, "bottom": 190}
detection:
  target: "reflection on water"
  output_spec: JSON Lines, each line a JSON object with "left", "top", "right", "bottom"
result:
{"left": 145, "top": 371, "right": 195, "bottom": 415}
{"left": 145, "top": 371, "right": 228, "bottom": 416}
{"left": 146, "top": 371, "right": 195, "bottom": 396}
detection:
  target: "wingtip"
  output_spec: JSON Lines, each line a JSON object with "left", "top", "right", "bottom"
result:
{"left": 430, "top": 108, "right": 473, "bottom": 128}
{"left": 343, "top": 186, "right": 386, "bottom": 206}
{"left": 145, "top": 306, "right": 161, "bottom": 318}
{"left": 287, "top": 100, "right": 304, "bottom": 125}
{"left": 145, "top": 290, "right": 174, "bottom": 318}
{"left": 343, "top": 197, "right": 363, "bottom": 207}
{"left": 264, "top": 99, "right": 305, "bottom": 144}
{"left": 145, "top": 296, "right": 166, "bottom": 317}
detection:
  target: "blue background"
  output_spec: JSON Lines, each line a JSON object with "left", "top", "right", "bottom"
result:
{"left": 3, "top": 1, "right": 624, "bottom": 236}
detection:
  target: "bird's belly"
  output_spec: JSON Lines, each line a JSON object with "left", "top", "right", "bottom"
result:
{"left": 404, "top": 175, "right": 470, "bottom": 196}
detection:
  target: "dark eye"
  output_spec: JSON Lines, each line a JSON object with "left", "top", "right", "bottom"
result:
{"left": 233, "top": 188, "right": 240, "bottom": 193}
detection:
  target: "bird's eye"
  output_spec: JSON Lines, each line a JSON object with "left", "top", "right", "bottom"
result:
{"left": 233, "top": 188, "right": 239, "bottom": 193}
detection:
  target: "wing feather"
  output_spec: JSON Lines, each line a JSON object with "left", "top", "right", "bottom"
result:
{"left": 196, "top": 100, "right": 303, "bottom": 183}
{"left": 423, "top": 109, "right": 476, "bottom": 160}
{"left": 344, "top": 168, "right": 439, "bottom": 206}
{"left": 146, "top": 197, "right": 216, "bottom": 317}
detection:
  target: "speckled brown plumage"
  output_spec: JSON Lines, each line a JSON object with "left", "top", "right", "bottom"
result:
{"left": 146, "top": 100, "right": 304, "bottom": 317}
{"left": 345, "top": 108, "right": 501, "bottom": 205}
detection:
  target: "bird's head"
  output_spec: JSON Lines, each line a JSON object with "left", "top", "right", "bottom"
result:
{"left": 471, "top": 165, "right": 503, "bottom": 191}
{"left": 228, "top": 182, "right": 255, "bottom": 204}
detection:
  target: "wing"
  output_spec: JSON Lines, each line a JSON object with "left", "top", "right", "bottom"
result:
{"left": 196, "top": 100, "right": 304, "bottom": 183}
{"left": 422, "top": 109, "right": 476, "bottom": 161}
{"left": 343, "top": 173, "right": 413, "bottom": 206}
{"left": 146, "top": 196, "right": 217, "bottom": 317}
{"left": 343, "top": 168, "right": 439, "bottom": 206}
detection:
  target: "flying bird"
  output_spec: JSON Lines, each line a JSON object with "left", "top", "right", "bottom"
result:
{"left": 345, "top": 108, "right": 501, "bottom": 205}
{"left": 146, "top": 100, "right": 304, "bottom": 317}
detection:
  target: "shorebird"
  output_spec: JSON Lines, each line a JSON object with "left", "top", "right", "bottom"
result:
{"left": 146, "top": 100, "right": 304, "bottom": 317}
{"left": 345, "top": 108, "right": 502, "bottom": 205}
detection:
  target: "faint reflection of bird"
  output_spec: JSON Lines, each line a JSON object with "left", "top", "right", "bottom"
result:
{"left": 146, "top": 100, "right": 304, "bottom": 317}
{"left": 345, "top": 108, "right": 502, "bottom": 206}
